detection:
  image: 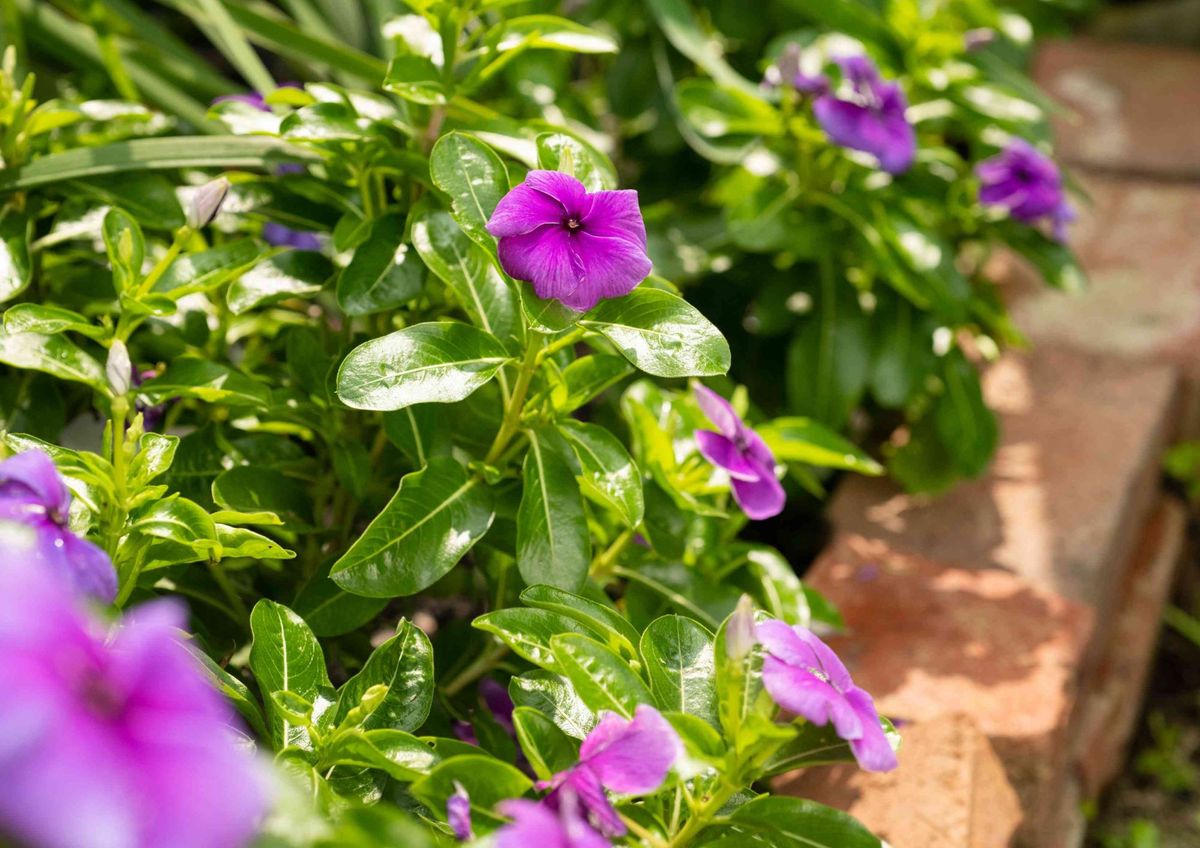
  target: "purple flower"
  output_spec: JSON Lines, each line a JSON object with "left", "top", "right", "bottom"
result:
{"left": 212, "top": 83, "right": 301, "bottom": 113}
{"left": 763, "top": 43, "right": 829, "bottom": 97}
{"left": 132, "top": 367, "right": 167, "bottom": 432}
{"left": 757, "top": 619, "right": 898, "bottom": 773}
{"left": 0, "top": 560, "right": 265, "bottom": 848}
{"left": 0, "top": 450, "right": 117, "bottom": 602}
{"left": 447, "top": 782, "right": 473, "bottom": 841}
{"left": 453, "top": 677, "right": 517, "bottom": 746}
{"left": 976, "top": 140, "right": 1074, "bottom": 241}
{"left": 814, "top": 56, "right": 915, "bottom": 175}
{"left": 485, "top": 171, "right": 652, "bottom": 312}
{"left": 693, "top": 384, "right": 785, "bottom": 521}
{"left": 539, "top": 705, "right": 681, "bottom": 837}
{"left": 497, "top": 794, "right": 610, "bottom": 848}
{"left": 262, "top": 222, "right": 322, "bottom": 251}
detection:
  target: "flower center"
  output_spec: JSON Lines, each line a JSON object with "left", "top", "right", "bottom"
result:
{"left": 564, "top": 217, "right": 583, "bottom": 232}
{"left": 77, "top": 669, "right": 125, "bottom": 719}
{"left": 807, "top": 665, "right": 841, "bottom": 692}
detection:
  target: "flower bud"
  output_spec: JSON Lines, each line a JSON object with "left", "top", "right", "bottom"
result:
{"left": 447, "top": 781, "right": 472, "bottom": 841}
{"left": 187, "top": 177, "right": 230, "bottom": 229}
{"left": 725, "top": 595, "right": 758, "bottom": 660}
{"left": 106, "top": 340, "right": 132, "bottom": 397}
{"left": 964, "top": 28, "right": 996, "bottom": 52}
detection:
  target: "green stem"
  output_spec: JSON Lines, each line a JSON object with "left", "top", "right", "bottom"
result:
{"left": 136, "top": 227, "right": 190, "bottom": 299}
{"left": 590, "top": 527, "right": 634, "bottom": 582}
{"left": 440, "top": 640, "right": 508, "bottom": 697}
{"left": 666, "top": 779, "right": 739, "bottom": 848}
{"left": 536, "top": 327, "right": 586, "bottom": 363}
{"left": 483, "top": 338, "right": 542, "bottom": 466}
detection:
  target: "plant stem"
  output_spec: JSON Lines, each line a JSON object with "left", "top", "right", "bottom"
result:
{"left": 135, "top": 226, "right": 190, "bottom": 299}
{"left": 483, "top": 338, "right": 541, "bottom": 466}
{"left": 590, "top": 527, "right": 634, "bottom": 581}
{"left": 440, "top": 640, "right": 508, "bottom": 697}
{"left": 665, "top": 779, "right": 739, "bottom": 848}
{"left": 536, "top": 326, "right": 586, "bottom": 363}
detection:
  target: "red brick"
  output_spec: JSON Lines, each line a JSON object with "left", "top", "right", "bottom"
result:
{"left": 778, "top": 714, "right": 1022, "bottom": 848}
{"left": 1034, "top": 39, "right": 1200, "bottom": 177}
{"left": 829, "top": 348, "right": 1178, "bottom": 622}
{"left": 804, "top": 534, "right": 1093, "bottom": 842}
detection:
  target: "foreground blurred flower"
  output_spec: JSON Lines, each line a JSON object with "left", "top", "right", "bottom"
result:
{"left": 0, "top": 450, "right": 116, "bottom": 601}
{"left": 539, "top": 705, "right": 681, "bottom": 837}
{"left": 814, "top": 56, "right": 915, "bottom": 175}
{"left": 497, "top": 794, "right": 609, "bottom": 848}
{"left": 447, "top": 782, "right": 472, "bottom": 841}
{"left": 976, "top": 139, "right": 1074, "bottom": 241}
{"left": 763, "top": 43, "right": 829, "bottom": 96}
{"left": 0, "top": 561, "right": 265, "bottom": 848}
{"left": 693, "top": 384, "right": 785, "bottom": 521}
{"left": 757, "top": 620, "right": 898, "bottom": 772}
{"left": 486, "top": 171, "right": 652, "bottom": 311}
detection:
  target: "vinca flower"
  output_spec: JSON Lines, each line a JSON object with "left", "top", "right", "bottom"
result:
{"left": 814, "top": 56, "right": 915, "bottom": 175}
{"left": 497, "top": 794, "right": 609, "bottom": 848}
{"left": 486, "top": 170, "right": 653, "bottom": 311}
{"left": 757, "top": 619, "right": 898, "bottom": 772}
{"left": 539, "top": 705, "right": 681, "bottom": 837}
{"left": 447, "top": 782, "right": 473, "bottom": 841}
{"left": 0, "top": 560, "right": 265, "bottom": 848}
{"left": 976, "top": 140, "right": 1074, "bottom": 241}
{"left": 0, "top": 450, "right": 117, "bottom": 602}
{"left": 693, "top": 384, "right": 785, "bottom": 521}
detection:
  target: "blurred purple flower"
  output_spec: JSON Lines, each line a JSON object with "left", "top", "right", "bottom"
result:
{"left": 976, "top": 139, "right": 1074, "bottom": 241}
{"left": 539, "top": 705, "right": 680, "bottom": 837}
{"left": 814, "top": 56, "right": 915, "bottom": 174}
{"left": 132, "top": 367, "right": 167, "bottom": 432}
{"left": 453, "top": 677, "right": 516, "bottom": 746}
{"left": 497, "top": 794, "right": 610, "bottom": 848}
{"left": 212, "top": 82, "right": 301, "bottom": 113}
{"left": 262, "top": 222, "right": 322, "bottom": 251}
{"left": 763, "top": 43, "right": 829, "bottom": 97}
{"left": 0, "top": 560, "right": 265, "bottom": 848}
{"left": 486, "top": 171, "right": 652, "bottom": 312}
{"left": 757, "top": 619, "right": 897, "bottom": 773}
{"left": 447, "top": 782, "right": 473, "bottom": 841}
{"left": 693, "top": 384, "right": 785, "bottom": 521}
{"left": 0, "top": 450, "right": 116, "bottom": 602}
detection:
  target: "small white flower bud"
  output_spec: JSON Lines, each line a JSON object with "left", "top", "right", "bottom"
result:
{"left": 106, "top": 341, "right": 132, "bottom": 397}
{"left": 187, "top": 177, "right": 231, "bottom": 229}
{"left": 725, "top": 595, "right": 758, "bottom": 660}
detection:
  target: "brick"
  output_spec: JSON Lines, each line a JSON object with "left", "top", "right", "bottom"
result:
{"left": 803, "top": 534, "right": 1093, "bottom": 842}
{"left": 829, "top": 348, "right": 1178, "bottom": 622}
{"left": 1072, "top": 497, "right": 1187, "bottom": 798}
{"left": 1033, "top": 39, "right": 1200, "bottom": 177}
{"left": 778, "top": 714, "right": 1022, "bottom": 848}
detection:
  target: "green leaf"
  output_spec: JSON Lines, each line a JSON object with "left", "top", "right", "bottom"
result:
{"left": 336, "top": 213, "right": 426, "bottom": 316}
{"left": 550, "top": 633, "right": 653, "bottom": 718}
{"left": 509, "top": 670, "right": 596, "bottom": 740}
{"left": 281, "top": 103, "right": 361, "bottom": 142}
{"left": 336, "top": 322, "right": 511, "bottom": 411}
{"left": 473, "top": 608, "right": 585, "bottom": 670}
{"left": 934, "top": 350, "right": 998, "bottom": 478}
{"left": 139, "top": 358, "right": 270, "bottom": 407}
{"left": 675, "top": 79, "right": 782, "bottom": 140}
{"left": 152, "top": 239, "right": 264, "bottom": 295}
{"left": 212, "top": 466, "right": 311, "bottom": 529}
{"left": 383, "top": 55, "right": 446, "bottom": 105}
{"left": 411, "top": 755, "right": 533, "bottom": 833}
{"left": 517, "top": 429, "right": 591, "bottom": 592}
{"left": 552, "top": 354, "right": 632, "bottom": 413}
{"left": 0, "top": 331, "right": 107, "bottom": 394}
{"left": 786, "top": 280, "right": 869, "bottom": 430}
{"left": 757, "top": 417, "right": 883, "bottom": 475}
{"left": 128, "top": 433, "right": 179, "bottom": 487}
{"left": 558, "top": 419, "right": 644, "bottom": 527}
{"left": 196, "top": 652, "right": 269, "bottom": 740}
{"left": 429, "top": 133, "right": 509, "bottom": 253}
{"left": 76, "top": 173, "right": 184, "bottom": 230}
{"left": 535, "top": 132, "right": 617, "bottom": 192}
{"left": 639, "top": 615, "right": 718, "bottom": 726}
{"left": 511, "top": 706, "right": 580, "bottom": 782}
{"left": 216, "top": 525, "right": 295, "bottom": 560}
{"left": 0, "top": 206, "right": 31, "bottom": 303}
{"left": 249, "top": 599, "right": 331, "bottom": 749}
{"left": 645, "top": 0, "right": 761, "bottom": 96}
{"left": 3, "top": 304, "right": 104, "bottom": 339}
{"left": 101, "top": 208, "right": 144, "bottom": 295}
{"left": 220, "top": 2, "right": 386, "bottom": 81}
{"left": 130, "top": 496, "right": 218, "bottom": 546}
{"left": 410, "top": 206, "right": 521, "bottom": 350}
{"left": 333, "top": 620, "right": 434, "bottom": 732}
{"left": 761, "top": 717, "right": 900, "bottom": 777}
{"left": 726, "top": 797, "right": 884, "bottom": 848}
{"left": 581, "top": 288, "right": 730, "bottom": 378}
{"left": 382, "top": 404, "right": 450, "bottom": 468}
{"left": 713, "top": 611, "right": 773, "bottom": 744}
{"left": 330, "top": 456, "right": 494, "bottom": 597}
{"left": 227, "top": 250, "right": 332, "bottom": 315}
{"left": 520, "top": 584, "right": 641, "bottom": 658}
{"left": 496, "top": 16, "right": 618, "bottom": 54}
{"left": 319, "top": 728, "right": 438, "bottom": 782}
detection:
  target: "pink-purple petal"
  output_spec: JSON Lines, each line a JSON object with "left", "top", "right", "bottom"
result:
{"left": 57, "top": 532, "right": 119, "bottom": 603}
{"left": 497, "top": 225, "right": 586, "bottom": 305}
{"left": 523, "top": 170, "right": 589, "bottom": 216}
{"left": 579, "top": 705, "right": 681, "bottom": 795}
{"left": 695, "top": 431, "right": 763, "bottom": 482}
{"left": 581, "top": 190, "right": 647, "bottom": 245}
{"left": 571, "top": 232, "right": 652, "bottom": 309}
{"left": 730, "top": 468, "right": 786, "bottom": 520}
{"left": 845, "top": 688, "right": 898, "bottom": 772}
{"left": 487, "top": 182, "right": 569, "bottom": 238}
{"left": 692, "top": 384, "right": 742, "bottom": 439}
{"left": 0, "top": 450, "right": 70, "bottom": 517}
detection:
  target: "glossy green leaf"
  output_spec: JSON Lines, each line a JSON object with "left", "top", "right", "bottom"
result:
{"left": 128, "top": 432, "right": 179, "bottom": 487}
{"left": 644, "top": 0, "right": 761, "bottom": 96}
{"left": 216, "top": 525, "right": 295, "bottom": 560}
{"left": 101, "top": 208, "right": 144, "bottom": 295}
{"left": 227, "top": 250, "right": 332, "bottom": 315}
{"left": 497, "top": 16, "right": 618, "bottom": 54}
{"left": 509, "top": 670, "right": 596, "bottom": 740}
{"left": 639, "top": 615, "right": 718, "bottom": 726}
{"left": 319, "top": 728, "right": 438, "bottom": 782}
{"left": 336, "top": 322, "right": 511, "bottom": 411}
{"left": 139, "top": 358, "right": 270, "bottom": 407}
{"left": 410, "top": 755, "right": 533, "bottom": 832}
{"left": 152, "top": 239, "right": 264, "bottom": 295}
{"left": 333, "top": 620, "right": 434, "bottom": 732}
{"left": 212, "top": 466, "right": 311, "bottom": 529}
{"left": 550, "top": 632, "right": 653, "bottom": 718}
{"left": 558, "top": 419, "right": 644, "bottom": 527}
{"left": 196, "top": 653, "right": 269, "bottom": 741}
{"left": 131, "top": 496, "right": 218, "bottom": 546}
{"left": 281, "top": 103, "right": 361, "bottom": 142}
{"left": 520, "top": 584, "right": 641, "bottom": 658}
{"left": 535, "top": 132, "right": 617, "bottom": 192}
{"left": 429, "top": 133, "right": 509, "bottom": 253}
{"left": 551, "top": 354, "right": 631, "bottom": 413}
{"left": 76, "top": 173, "right": 184, "bottom": 230}
{"left": 383, "top": 55, "right": 446, "bottom": 105}
{"left": 249, "top": 599, "right": 331, "bottom": 749}
{"left": 517, "top": 429, "right": 591, "bottom": 592}
{"left": 727, "top": 797, "right": 884, "bottom": 848}
{"left": 934, "top": 350, "right": 999, "bottom": 478}
{"left": 336, "top": 213, "right": 426, "bottom": 316}
{"left": 511, "top": 706, "right": 580, "bottom": 781}
{"left": 3, "top": 304, "right": 104, "bottom": 339}
{"left": 0, "top": 331, "right": 108, "bottom": 394}
{"left": 757, "top": 417, "right": 883, "bottom": 475}
{"left": 473, "top": 608, "right": 585, "bottom": 670}
{"left": 581, "top": 288, "right": 730, "bottom": 378}
{"left": 0, "top": 206, "right": 31, "bottom": 303}
{"left": 330, "top": 456, "right": 494, "bottom": 597}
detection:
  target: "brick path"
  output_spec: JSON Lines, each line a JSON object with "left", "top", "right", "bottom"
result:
{"left": 781, "top": 39, "right": 1199, "bottom": 848}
